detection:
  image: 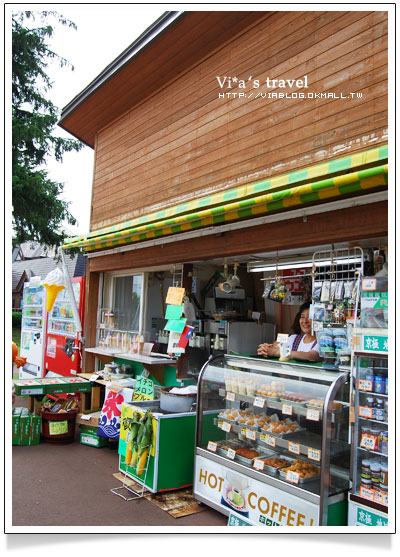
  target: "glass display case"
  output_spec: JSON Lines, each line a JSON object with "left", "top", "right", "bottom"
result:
{"left": 193, "top": 354, "right": 351, "bottom": 526}
{"left": 348, "top": 328, "right": 388, "bottom": 526}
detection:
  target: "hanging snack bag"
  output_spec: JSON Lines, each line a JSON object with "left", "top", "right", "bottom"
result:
{"left": 320, "top": 281, "right": 331, "bottom": 302}
{"left": 312, "top": 281, "right": 323, "bottom": 301}
{"left": 335, "top": 281, "right": 344, "bottom": 300}
{"left": 344, "top": 280, "right": 354, "bottom": 299}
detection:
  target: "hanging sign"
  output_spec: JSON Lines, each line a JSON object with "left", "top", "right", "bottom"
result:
{"left": 166, "top": 287, "right": 185, "bottom": 306}
{"left": 165, "top": 304, "right": 183, "bottom": 320}
{"left": 164, "top": 317, "right": 187, "bottom": 333}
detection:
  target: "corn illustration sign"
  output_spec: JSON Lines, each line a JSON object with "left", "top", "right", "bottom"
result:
{"left": 119, "top": 404, "right": 157, "bottom": 476}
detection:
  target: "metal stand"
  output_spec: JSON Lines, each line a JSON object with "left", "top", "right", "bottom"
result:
{"left": 111, "top": 450, "right": 151, "bottom": 501}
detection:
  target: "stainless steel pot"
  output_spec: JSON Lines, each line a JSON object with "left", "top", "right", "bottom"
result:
{"left": 159, "top": 386, "right": 197, "bottom": 413}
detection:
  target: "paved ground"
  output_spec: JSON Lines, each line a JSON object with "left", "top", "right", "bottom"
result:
{"left": 11, "top": 396, "right": 227, "bottom": 530}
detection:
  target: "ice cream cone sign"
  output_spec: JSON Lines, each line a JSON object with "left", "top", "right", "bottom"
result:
{"left": 43, "top": 268, "right": 65, "bottom": 312}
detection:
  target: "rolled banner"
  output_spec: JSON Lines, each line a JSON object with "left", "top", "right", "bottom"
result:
{"left": 43, "top": 268, "right": 65, "bottom": 311}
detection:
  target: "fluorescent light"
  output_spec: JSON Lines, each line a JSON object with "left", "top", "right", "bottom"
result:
{"left": 248, "top": 257, "right": 363, "bottom": 273}
{"left": 249, "top": 261, "right": 313, "bottom": 272}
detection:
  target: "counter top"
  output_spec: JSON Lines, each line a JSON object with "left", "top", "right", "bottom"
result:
{"left": 85, "top": 346, "right": 178, "bottom": 365}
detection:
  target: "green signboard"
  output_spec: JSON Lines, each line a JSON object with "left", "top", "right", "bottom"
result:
{"left": 362, "top": 335, "right": 388, "bottom": 353}
{"left": 228, "top": 513, "right": 252, "bottom": 526}
{"left": 356, "top": 506, "right": 388, "bottom": 526}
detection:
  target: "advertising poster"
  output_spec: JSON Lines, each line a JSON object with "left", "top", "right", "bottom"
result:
{"left": 194, "top": 454, "right": 319, "bottom": 526}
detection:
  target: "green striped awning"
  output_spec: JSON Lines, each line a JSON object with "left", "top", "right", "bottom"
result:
{"left": 63, "top": 145, "right": 388, "bottom": 252}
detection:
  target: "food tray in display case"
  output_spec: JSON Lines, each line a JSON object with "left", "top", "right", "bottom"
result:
{"left": 216, "top": 439, "right": 245, "bottom": 457}
{"left": 279, "top": 460, "right": 321, "bottom": 484}
{"left": 258, "top": 455, "right": 295, "bottom": 476}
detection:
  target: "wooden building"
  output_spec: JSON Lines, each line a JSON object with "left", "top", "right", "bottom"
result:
{"left": 59, "top": 10, "right": 388, "bottom": 374}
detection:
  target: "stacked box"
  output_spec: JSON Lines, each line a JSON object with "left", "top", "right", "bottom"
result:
{"left": 80, "top": 425, "right": 108, "bottom": 448}
{"left": 12, "top": 407, "right": 42, "bottom": 446}
{"left": 12, "top": 408, "right": 22, "bottom": 445}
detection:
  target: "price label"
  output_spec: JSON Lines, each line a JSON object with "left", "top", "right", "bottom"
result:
{"left": 360, "top": 486, "right": 374, "bottom": 501}
{"left": 227, "top": 448, "right": 236, "bottom": 460}
{"left": 307, "top": 448, "right": 321, "bottom": 462}
{"left": 306, "top": 408, "right": 320, "bottom": 421}
{"left": 207, "top": 441, "right": 217, "bottom": 452}
{"left": 221, "top": 421, "right": 231, "bottom": 433}
{"left": 282, "top": 403, "right": 293, "bottom": 415}
{"left": 133, "top": 376, "right": 154, "bottom": 401}
{"left": 253, "top": 459, "right": 265, "bottom": 471}
{"left": 240, "top": 428, "right": 247, "bottom": 436}
{"left": 382, "top": 493, "right": 388, "bottom": 506}
{"left": 246, "top": 429, "right": 256, "bottom": 441}
{"left": 360, "top": 434, "right": 378, "bottom": 451}
{"left": 373, "top": 490, "right": 384, "bottom": 505}
{"left": 263, "top": 435, "right": 276, "bottom": 447}
{"left": 253, "top": 396, "right": 265, "bottom": 408}
{"left": 288, "top": 442, "right": 300, "bottom": 455}
{"left": 362, "top": 278, "right": 377, "bottom": 291}
{"left": 226, "top": 392, "right": 236, "bottom": 402}
{"left": 358, "top": 406, "right": 373, "bottom": 419}
{"left": 358, "top": 379, "right": 373, "bottom": 392}
{"left": 286, "top": 470, "right": 300, "bottom": 484}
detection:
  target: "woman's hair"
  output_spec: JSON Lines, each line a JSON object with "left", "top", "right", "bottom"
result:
{"left": 292, "top": 301, "right": 312, "bottom": 334}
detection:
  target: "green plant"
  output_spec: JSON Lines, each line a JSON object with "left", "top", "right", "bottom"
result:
{"left": 12, "top": 311, "right": 22, "bottom": 327}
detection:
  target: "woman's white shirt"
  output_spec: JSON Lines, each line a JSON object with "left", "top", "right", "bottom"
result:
{"left": 288, "top": 334, "right": 320, "bottom": 355}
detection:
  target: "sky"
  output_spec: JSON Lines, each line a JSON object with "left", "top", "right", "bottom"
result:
{"left": 8, "top": 3, "right": 169, "bottom": 236}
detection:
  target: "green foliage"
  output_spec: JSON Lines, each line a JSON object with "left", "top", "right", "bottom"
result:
{"left": 12, "top": 311, "right": 22, "bottom": 327}
{"left": 12, "top": 11, "right": 83, "bottom": 249}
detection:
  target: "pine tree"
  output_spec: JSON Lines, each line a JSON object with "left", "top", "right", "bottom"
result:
{"left": 12, "top": 10, "right": 83, "bottom": 249}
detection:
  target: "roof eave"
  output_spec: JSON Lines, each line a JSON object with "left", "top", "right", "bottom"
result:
{"left": 59, "top": 11, "right": 184, "bottom": 124}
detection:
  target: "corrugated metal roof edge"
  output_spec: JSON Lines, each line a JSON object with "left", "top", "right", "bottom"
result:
{"left": 59, "top": 11, "right": 184, "bottom": 125}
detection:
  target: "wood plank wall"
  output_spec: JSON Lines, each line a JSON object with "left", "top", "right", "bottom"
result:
{"left": 90, "top": 11, "right": 388, "bottom": 230}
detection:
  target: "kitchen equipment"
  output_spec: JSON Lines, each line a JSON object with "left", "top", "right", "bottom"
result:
{"left": 159, "top": 385, "right": 197, "bottom": 413}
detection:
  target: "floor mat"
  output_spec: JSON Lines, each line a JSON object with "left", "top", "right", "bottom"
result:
{"left": 112, "top": 473, "right": 205, "bottom": 518}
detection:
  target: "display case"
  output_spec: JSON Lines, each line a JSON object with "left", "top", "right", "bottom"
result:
{"left": 193, "top": 354, "right": 351, "bottom": 526}
{"left": 348, "top": 328, "right": 388, "bottom": 525}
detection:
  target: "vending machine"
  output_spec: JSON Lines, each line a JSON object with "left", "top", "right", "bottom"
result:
{"left": 19, "top": 278, "right": 47, "bottom": 379}
{"left": 44, "top": 276, "right": 86, "bottom": 376}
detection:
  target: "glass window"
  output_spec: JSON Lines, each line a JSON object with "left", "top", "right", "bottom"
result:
{"left": 113, "top": 274, "right": 143, "bottom": 331}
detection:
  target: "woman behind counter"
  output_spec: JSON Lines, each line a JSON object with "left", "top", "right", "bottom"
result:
{"left": 258, "top": 301, "right": 322, "bottom": 362}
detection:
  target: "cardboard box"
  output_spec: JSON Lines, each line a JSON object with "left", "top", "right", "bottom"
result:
{"left": 80, "top": 432, "right": 107, "bottom": 448}
{"left": 76, "top": 411, "right": 101, "bottom": 428}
